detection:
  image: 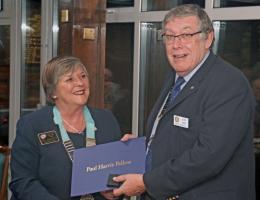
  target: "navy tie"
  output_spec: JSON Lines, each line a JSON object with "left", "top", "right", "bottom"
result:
{"left": 170, "top": 76, "right": 185, "bottom": 102}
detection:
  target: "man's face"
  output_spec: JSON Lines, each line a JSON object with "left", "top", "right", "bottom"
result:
{"left": 164, "top": 16, "right": 214, "bottom": 76}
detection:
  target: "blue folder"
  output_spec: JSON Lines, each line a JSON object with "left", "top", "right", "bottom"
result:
{"left": 71, "top": 137, "right": 146, "bottom": 197}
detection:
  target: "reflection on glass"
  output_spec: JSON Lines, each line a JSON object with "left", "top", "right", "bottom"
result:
{"left": 213, "top": 20, "right": 260, "bottom": 154}
{"left": 139, "top": 22, "right": 171, "bottom": 135}
{"left": 105, "top": 23, "right": 134, "bottom": 133}
{"left": 0, "top": 25, "right": 10, "bottom": 145}
{"left": 107, "top": 0, "right": 134, "bottom": 8}
{"left": 142, "top": 0, "right": 204, "bottom": 11}
{"left": 21, "top": 0, "right": 41, "bottom": 115}
{"left": 52, "top": 0, "right": 59, "bottom": 57}
{"left": 214, "top": 0, "right": 260, "bottom": 8}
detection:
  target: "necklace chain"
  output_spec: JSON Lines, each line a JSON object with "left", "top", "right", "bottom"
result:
{"left": 62, "top": 118, "right": 85, "bottom": 134}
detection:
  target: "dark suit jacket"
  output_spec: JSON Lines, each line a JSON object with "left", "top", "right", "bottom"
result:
{"left": 10, "top": 106, "right": 122, "bottom": 200}
{"left": 143, "top": 52, "right": 256, "bottom": 200}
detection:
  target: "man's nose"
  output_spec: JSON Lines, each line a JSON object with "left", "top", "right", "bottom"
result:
{"left": 172, "top": 36, "right": 182, "bottom": 48}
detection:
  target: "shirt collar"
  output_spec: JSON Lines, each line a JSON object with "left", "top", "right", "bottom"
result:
{"left": 175, "top": 50, "right": 210, "bottom": 83}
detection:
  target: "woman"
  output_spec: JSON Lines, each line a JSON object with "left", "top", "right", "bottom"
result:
{"left": 10, "top": 56, "right": 122, "bottom": 200}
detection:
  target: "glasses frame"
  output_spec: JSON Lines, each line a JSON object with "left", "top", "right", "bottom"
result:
{"left": 162, "top": 30, "right": 203, "bottom": 44}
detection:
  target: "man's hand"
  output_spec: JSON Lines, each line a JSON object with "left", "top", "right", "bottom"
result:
{"left": 100, "top": 190, "right": 119, "bottom": 200}
{"left": 113, "top": 174, "right": 146, "bottom": 197}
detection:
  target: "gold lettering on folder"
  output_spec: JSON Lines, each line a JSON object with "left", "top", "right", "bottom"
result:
{"left": 85, "top": 160, "right": 132, "bottom": 173}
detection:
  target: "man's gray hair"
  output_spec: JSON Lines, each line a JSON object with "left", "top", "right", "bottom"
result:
{"left": 162, "top": 4, "right": 214, "bottom": 35}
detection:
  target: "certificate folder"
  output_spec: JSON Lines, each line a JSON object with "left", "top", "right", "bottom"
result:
{"left": 71, "top": 137, "right": 146, "bottom": 197}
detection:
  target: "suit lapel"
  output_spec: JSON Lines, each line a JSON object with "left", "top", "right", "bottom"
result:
{"left": 161, "top": 52, "right": 218, "bottom": 118}
{"left": 146, "top": 52, "right": 217, "bottom": 137}
{"left": 166, "top": 81, "right": 199, "bottom": 112}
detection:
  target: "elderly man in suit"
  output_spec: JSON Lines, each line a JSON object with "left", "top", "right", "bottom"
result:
{"left": 113, "top": 4, "right": 256, "bottom": 200}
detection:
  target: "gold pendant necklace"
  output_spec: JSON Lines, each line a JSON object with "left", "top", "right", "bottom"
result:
{"left": 62, "top": 118, "right": 85, "bottom": 134}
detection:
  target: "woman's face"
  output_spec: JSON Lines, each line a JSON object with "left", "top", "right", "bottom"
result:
{"left": 54, "top": 66, "right": 90, "bottom": 109}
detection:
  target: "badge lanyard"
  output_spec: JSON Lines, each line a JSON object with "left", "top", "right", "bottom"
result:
{"left": 53, "top": 106, "right": 96, "bottom": 161}
{"left": 53, "top": 106, "right": 96, "bottom": 200}
{"left": 146, "top": 93, "right": 169, "bottom": 154}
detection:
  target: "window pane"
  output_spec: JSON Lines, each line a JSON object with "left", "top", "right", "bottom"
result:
{"left": 213, "top": 20, "right": 260, "bottom": 151}
{"left": 105, "top": 23, "right": 134, "bottom": 133}
{"left": 0, "top": 25, "right": 10, "bottom": 145}
{"left": 107, "top": 0, "right": 134, "bottom": 8}
{"left": 139, "top": 22, "right": 170, "bottom": 135}
{"left": 21, "top": 0, "right": 41, "bottom": 116}
{"left": 142, "top": 0, "right": 205, "bottom": 11}
{"left": 214, "top": 0, "right": 260, "bottom": 8}
{"left": 214, "top": 20, "right": 260, "bottom": 198}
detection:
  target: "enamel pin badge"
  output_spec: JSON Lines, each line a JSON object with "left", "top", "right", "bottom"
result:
{"left": 38, "top": 130, "right": 59, "bottom": 145}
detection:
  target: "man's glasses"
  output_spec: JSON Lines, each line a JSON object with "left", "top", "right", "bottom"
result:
{"left": 162, "top": 31, "right": 202, "bottom": 44}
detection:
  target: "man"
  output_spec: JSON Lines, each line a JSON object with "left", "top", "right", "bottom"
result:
{"left": 113, "top": 4, "right": 256, "bottom": 200}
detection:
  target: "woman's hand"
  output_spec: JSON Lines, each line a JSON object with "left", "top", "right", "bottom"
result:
{"left": 120, "top": 133, "right": 136, "bottom": 142}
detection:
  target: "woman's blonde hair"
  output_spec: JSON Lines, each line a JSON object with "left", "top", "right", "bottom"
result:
{"left": 41, "top": 56, "right": 88, "bottom": 104}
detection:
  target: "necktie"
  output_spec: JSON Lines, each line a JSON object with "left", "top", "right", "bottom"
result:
{"left": 145, "top": 76, "right": 185, "bottom": 171}
{"left": 170, "top": 76, "right": 185, "bottom": 102}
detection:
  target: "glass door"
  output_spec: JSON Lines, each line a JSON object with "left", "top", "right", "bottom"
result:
{"left": 0, "top": 25, "right": 10, "bottom": 146}
{"left": 20, "top": 0, "right": 41, "bottom": 116}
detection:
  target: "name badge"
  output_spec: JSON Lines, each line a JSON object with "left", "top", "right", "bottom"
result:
{"left": 173, "top": 115, "right": 189, "bottom": 128}
{"left": 38, "top": 130, "right": 59, "bottom": 145}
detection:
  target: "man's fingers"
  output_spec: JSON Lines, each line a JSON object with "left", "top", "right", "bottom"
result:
{"left": 113, "top": 174, "right": 126, "bottom": 182}
{"left": 113, "top": 187, "right": 123, "bottom": 197}
{"left": 112, "top": 175, "right": 126, "bottom": 196}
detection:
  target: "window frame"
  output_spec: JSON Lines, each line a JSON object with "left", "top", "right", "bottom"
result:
{"left": 106, "top": 0, "right": 260, "bottom": 136}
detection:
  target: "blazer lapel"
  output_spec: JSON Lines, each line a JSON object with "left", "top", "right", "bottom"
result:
{"left": 146, "top": 51, "right": 218, "bottom": 135}
{"left": 165, "top": 79, "right": 199, "bottom": 112}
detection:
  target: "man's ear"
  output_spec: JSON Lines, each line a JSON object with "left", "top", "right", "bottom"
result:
{"left": 205, "top": 31, "right": 215, "bottom": 49}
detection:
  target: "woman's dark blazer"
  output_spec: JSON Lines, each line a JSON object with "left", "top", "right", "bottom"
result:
{"left": 9, "top": 106, "right": 122, "bottom": 200}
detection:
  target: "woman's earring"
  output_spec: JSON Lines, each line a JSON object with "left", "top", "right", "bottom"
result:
{"left": 52, "top": 95, "right": 57, "bottom": 99}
